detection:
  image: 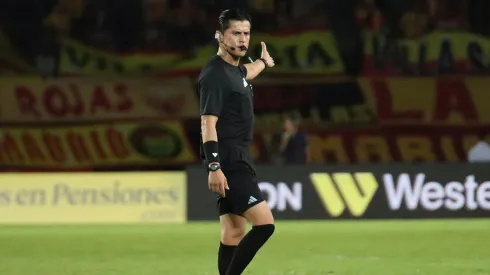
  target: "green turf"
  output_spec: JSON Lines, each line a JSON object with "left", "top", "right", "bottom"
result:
{"left": 0, "top": 219, "right": 489, "bottom": 275}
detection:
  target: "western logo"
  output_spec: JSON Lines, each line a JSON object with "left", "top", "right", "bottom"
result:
{"left": 310, "top": 173, "right": 378, "bottom": 217}
{"left": 383, "top": 173, "right": 490, "bottom": 211}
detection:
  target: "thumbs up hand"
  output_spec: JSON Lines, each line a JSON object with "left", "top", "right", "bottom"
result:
{"left": 260, "top": 42, "right": 275, "bottom": 68}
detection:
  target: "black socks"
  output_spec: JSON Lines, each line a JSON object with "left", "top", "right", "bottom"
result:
{"left": 225, "top": 224, "right": 275, "bottom": 275}
{"left": 218, "top": 243, "right": 237, "bottom": 275}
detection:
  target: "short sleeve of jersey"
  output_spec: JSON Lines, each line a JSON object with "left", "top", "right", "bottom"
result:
{"left": 199, "top": 68, "right": 228, "bottom": 117}
{"left": 239, "top": 64, "right": 248, "bottom": 78}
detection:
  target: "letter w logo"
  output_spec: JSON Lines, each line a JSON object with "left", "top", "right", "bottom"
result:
{"left": 310, "top": 173, "right": 378, "bottom": 217}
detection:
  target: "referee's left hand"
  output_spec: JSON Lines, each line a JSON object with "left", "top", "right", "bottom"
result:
{"left": 260, "top": 42, "right": 275, "bottom": 68}
{"left": 208, "top": 169, "right": 229, "bottom": 197}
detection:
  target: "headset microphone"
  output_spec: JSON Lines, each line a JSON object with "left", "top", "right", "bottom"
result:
{"left": 224, "top": 43, "right": 248, "bottom": 52}
{"left": 215, "top": 32, "right": 247, "bottom": 52}
{"left": 227, "top": 45, "right": 247, "bottom": 51}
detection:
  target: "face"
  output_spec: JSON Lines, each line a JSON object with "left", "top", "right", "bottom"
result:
{"left": 284, "top": 119, "right": 295, "bottom": 133}
{"left": 221, "top": 20, "right": 251, "bottom": 57}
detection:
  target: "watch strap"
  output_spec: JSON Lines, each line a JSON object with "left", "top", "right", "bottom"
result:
{"left": 207, "top": 162, "right": 221, "bottom": 172}
{"left": 258, "top": 58, "right": 268, "bottom": 68}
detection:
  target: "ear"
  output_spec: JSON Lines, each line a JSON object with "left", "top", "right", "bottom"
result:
{"left": 215, "top": 31, "right": 221, "bottom": 41}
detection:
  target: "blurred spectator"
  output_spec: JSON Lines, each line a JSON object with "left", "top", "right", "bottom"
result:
{"left": 356, "top": 0, "right": 385, "bottom": 31}
{"left": 109, "top": 0, "right": 144, "bottom": 52}
{"left": 398, "top": 3, "right": 429, "bottom": 39}
{"left": 143, "top": 0, "right": 170, "bottom": 50}
{"left": 368, "top": 0, "right": 411, "bottom": 39}
{"left": 249, "top": 0, "right": 275, "bottom": 31}
{"left": 467, "top": 132, "right": 490, "bottom": 163}
{"left": 164, "top": 0, "right": 208, "bottom": 51}
{"left": 43, "top": 0, "right": 117, "bottom": 51}
{"left": 0, "top": 0, "right": 56, "bottom": 65}
{"left": 44, "top": 0, "right": 85, "bottom": 36}
{"left": 271, "top": 0, "right": 328, "bottom": 32}
{"left": 293, "top": 0, "right": 327, "bottom": 30}
{"left": 274, "top": 0, "right": 295, "bottom": 31}
{"left": 145, "top": 0, "right": 167, "bottom": 23}
{"left": 430, "top": 0, "right": 467, "bottom": 30}
{"left": 275, "top": 115, "right": 309, "bottom": 165}
{"left": 3, "top": 0, "right": 490, "bottom": 71}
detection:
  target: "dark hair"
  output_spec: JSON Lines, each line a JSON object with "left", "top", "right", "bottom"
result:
{"left": 218, "top": 8, "right": 251, "bottom": 32}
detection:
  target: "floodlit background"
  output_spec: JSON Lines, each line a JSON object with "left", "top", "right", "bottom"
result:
{"left": 0, "top": 0, "right": 489, "bottom": 274}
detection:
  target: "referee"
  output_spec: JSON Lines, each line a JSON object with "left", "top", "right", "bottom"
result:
{"left": 199, "top": 8, "right": 276, "bottom": 275}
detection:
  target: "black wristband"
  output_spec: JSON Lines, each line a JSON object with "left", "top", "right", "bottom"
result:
{"left": 203, "top": 141, "right": 219, "bottom": 163}
{"left": 258, "top": 58, "right": 268, "bottom": 68}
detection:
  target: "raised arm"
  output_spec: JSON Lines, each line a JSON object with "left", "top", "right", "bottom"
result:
{"left": 244, "top": 59, "right": 266, "bottom": 81}
{"left": 244, "top": 42, "right": 275, "bottom": 80}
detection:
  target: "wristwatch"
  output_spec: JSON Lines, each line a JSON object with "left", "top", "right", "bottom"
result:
{"left": 208, "top": 163, "right": 221, "bottom": 172}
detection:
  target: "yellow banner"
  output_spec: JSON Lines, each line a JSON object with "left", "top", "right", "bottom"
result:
{"left": 0, "top": 121, "right": 196, "bottom": 169}
{"left": 58, "top": 38, "right": 181, "bottom": 76}
{"left": 363, "top": 31, "right": 490, "bottom": 74}
{"left": 58, "top": 30, "right": 344, "bottom": 76}
{"left": 0, "top": 172, "right": 186, "bottom": 224}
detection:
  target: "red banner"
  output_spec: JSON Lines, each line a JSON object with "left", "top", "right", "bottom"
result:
{"left": 0, "top": 77, "right": 199, "bottom": 123}
{"left": 250, "top": 76, "right": 490, "bottom": 163}
{"left": 249, "top": 76, "right": 490, "bottom": 133}
{"left": 358, "top": 77, "right": 490, "bottom": 125}
{"left": 0, "top": 120, "right": 196, "bottom": 170}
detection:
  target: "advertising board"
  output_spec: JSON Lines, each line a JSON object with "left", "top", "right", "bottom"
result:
{"left": 0, "top": 172, "right": 187, "bottom": 224}
{"left": 186, "top": 164, "right": 490, "bottom": 220}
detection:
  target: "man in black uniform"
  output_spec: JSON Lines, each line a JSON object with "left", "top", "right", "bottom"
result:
{"left": 199, "top": 8, "right": 276, "bottom": 275}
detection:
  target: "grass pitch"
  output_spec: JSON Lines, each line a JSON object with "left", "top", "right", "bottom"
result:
{"left": 1, "top": 219, "right": 489, "bottom": 275}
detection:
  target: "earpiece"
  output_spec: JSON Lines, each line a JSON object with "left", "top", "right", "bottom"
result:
{"left": 215, "top": 32, "right": 221, "bottom": 41}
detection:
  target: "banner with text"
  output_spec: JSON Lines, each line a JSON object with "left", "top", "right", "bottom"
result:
{"left": 0, "top": 172, "right": 186, "bottom": 224}
{"left": 363, "top": 31, "right": 490, "bottom": 76}
{"left": 296, "top": 126, "right": 489, "bottom": 164}
{"left": 234, "top": 76, "right": 490, "bottom": 133}
{"left": 186, "top": 164, "right": 490, "bottom": 220}
{"left": 184, "top": 77, "right": 490, "bottom": 164}
{"left": 0, "top": 77, "right": 198, "bottom": 123}
{"left": 58, "top": 31, "right": 344, "bottom": 76}
{"left": 0, "top": 120, "right": 196, "bottom": 170}
{"left": 358, "top": 77, "right": 490, "bottom": 125}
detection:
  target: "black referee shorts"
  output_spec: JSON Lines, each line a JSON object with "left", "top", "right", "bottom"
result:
{"left": 217, "top": 146, "right": 265, "bottom": 217}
